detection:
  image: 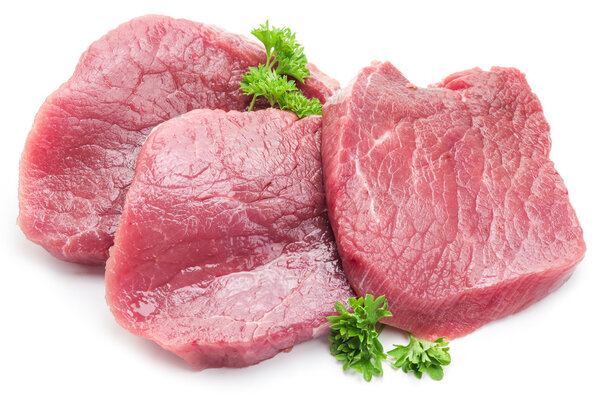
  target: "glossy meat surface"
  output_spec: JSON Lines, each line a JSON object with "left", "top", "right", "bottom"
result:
{"left": 18, "top": 15, "right": 338, "bottom": 264}
{"left": 106, "top": 109, "right": 354, "bottom": 369}
{"left": 322, "top": 61, "right": 585, "bottom": 340}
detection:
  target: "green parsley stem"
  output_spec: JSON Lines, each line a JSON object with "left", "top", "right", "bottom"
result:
{"left": 248, "top": 95, "right": 257, "bottom": 112}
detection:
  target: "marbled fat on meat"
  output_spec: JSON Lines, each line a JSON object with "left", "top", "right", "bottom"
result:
{"left": 18, "top": 15, "right": 338, "bottom": 264}
{"left": 106, "top": 109, "right": 354, "bottom": 369}
{"left": 321, "top": 61, "right": 585, "bottom": 340}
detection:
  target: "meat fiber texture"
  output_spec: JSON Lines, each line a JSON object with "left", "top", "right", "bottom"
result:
{"left": 106, "top": 109, "right": 354, "bottom": 369}
{"left": 322, "top": 61, "right": 585, "bottom": 340}
{"left": 18, "top": 15, "right": 339, "bottom": 264}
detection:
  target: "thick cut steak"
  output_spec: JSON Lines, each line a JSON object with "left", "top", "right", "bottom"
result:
{"left": 106, "top": 109, "right": 354, "bottom": 369}
{"left": 322, "top": 61, "right": 585, "bottom": 340}
{"left": 18, "top": 15, "right": 338, "bottom": 264}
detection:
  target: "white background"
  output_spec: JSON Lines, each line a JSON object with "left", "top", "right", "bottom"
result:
{"left": 1, "top": 1, "right": 598, "bottom": 411}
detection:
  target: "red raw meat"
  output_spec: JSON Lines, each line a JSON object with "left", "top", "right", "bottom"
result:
{"left": 18, "top": 15, "right": 338, "bottom": 264}
{"left": 321, "top": 61, "right": 585, "bottom": 340}
{"left": 106, "top": 109, "right": 354, "bottom": 369}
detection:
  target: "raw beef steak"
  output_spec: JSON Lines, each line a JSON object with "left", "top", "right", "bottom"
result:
{"left": 106, "top": 109, "right": 354, "bottom": 369}
{"left": 321, "top": 61, "right": 585, "bottom": 340}
{"left": 18, "top": 15, "right": 338, "bottom": 264}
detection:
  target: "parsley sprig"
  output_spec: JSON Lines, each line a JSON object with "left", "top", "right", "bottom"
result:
{"left": 251, "top": 21, "right": 309, "bottom": 81}
{"left": 327, "top": 295, "right": 391, "bottom": 382}
{"left": 388, "top": 334, "right": 451, "bottom": 380}
{"left": 240, "top": 21, "right": 322, "bottom": 117}
{"left": 327, "top": 294, "right": 452, "bottom": 382}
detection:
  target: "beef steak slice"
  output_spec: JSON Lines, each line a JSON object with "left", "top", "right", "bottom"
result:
{"left": 106, "top": 109, "right": 354, "bottom": 369}
{"left": 18, "top": 15, "right": 338, "bottom": 264}
{"left": 322, "top": 61, "right": 585, "bottom": 340}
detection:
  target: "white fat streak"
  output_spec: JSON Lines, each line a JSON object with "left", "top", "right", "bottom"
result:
{"left": 354, "top": 156, "right": 379, "bottom": 224}
{"left": 366, "top": 130, "right": 392, "bottom": 157}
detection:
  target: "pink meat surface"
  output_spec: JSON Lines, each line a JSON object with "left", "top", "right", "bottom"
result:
{"left": 322, "top": 61, "right": 585, "bottom": 340}
{"left": 18, "top": 15, "right": 338, "bottom": 264}
{"left": 106, "top": 109, "right": 354, "bottom": 369}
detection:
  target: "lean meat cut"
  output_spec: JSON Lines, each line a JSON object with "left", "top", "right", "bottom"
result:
{"left": 321, "top": 61, "right": 585, "bottom": 340}
{"left": 106, "top": 109, "right": 354, "bottom": 369}
{"left": 18, "top": 15, "right": 338, "bottom": 264}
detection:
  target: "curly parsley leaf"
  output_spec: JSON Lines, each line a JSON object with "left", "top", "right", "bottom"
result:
{"left": 250, "top": 21, "right": 310, "bottom": 82}
{"left": 387, "top": 333, "right": 451, "bottom": 380}
{"left": 327, "top": 294, "right": 391, "bottom": 382}
{"left": 327, "top": 295, "right": 452, "bottom": 382}
{"left": 240, "top": 65, "right": 297, "bottom": 107}
{"left": 276, "top": 92, "right": 322, "bottom": 117}
{"left": 241, "top": 21, "right": 320, "bottom": 117}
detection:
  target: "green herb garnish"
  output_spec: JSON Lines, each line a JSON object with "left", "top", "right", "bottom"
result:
{"left": 327, "top": 294, "right": 391, "bottom": 382}
{"left": 240, "top": 21, "right": 322, "bottom": 117}
{"left": 327, "top": 295, "right": 451, "bottom": 382}
{"left": 388, "top": 334, "right": 451, "bottom": 380}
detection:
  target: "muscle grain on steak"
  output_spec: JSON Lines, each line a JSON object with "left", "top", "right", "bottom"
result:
{"left": 106, "top": 109, "right": 354, "bottom": 369}
{"left": 18, "top": 15, "right": 338, "bottom": 264}
{"left": 322, "top": 61, "right": 586, "bottom": 340}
